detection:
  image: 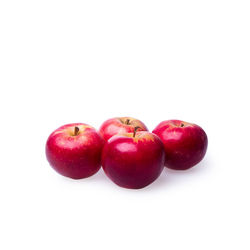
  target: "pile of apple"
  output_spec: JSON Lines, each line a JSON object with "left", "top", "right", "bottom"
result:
{"left": 46, "top": 117, "right": 208, "bottom": 189}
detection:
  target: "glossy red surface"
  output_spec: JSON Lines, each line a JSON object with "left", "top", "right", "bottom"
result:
{"left": 153, "top": 120, "right": 208, "bottom": 170}
{"left": 102, "top": 131, "right": 165, "bottom": 189}
{"left": 46, "top": 123, "right": 104, "bottom": 179}
{"left": 99, "top": 117, "right": 148, "bottom": 141}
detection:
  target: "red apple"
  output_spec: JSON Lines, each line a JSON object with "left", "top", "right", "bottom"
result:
{"left": 99, "top": 117, "right": 148, "bottom": 141}
{"left": 46, "top": 123, "right": 104, "bottom": 179}
{"left": 153, "top": 120, "right": 208, "bottom": 170}
{"left": 101, "top": 129, "right": 165, "bottom": 189}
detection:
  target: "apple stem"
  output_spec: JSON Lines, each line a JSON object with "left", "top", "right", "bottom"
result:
{"left": 125, "top": 119, "right": 130, "bottom": 125}
{"left": 74, "top": 126, "right": 80, "bottom": 136}
{"left": 133, "top": 126, "right": 140, "bottom": 137}
{"left": 180, "top": 123, "right": 184, "bottom": 127}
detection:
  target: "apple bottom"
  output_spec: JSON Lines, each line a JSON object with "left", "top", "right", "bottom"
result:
{"left": 46, "top": 123, "right": 104, "bottom": 179}
{"left": 47, "top": 154, "right": 101, "bottom": 180}
{"left": 161, "top": 131, "right": 208, "bottom": 170}
{"left": 164, "top": 152, "right": 206, "bottom": 170}
{"left": 103, "top": 159, "right": 163, "bottom": 189}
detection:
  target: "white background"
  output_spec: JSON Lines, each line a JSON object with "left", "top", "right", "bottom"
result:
{"left": 0, "top": 1, "right": 249, "bottom": 249}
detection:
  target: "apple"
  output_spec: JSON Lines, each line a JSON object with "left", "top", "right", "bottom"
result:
{"left": 46, "top": 123, "right": 104, "bottom": 179}
{"left": 152, "top": 120, "right": 208, "bottom": 170}
{"left": 99, "top": 116, "right": 148, "bottom": 141}
{"left": 101, "top": 128, "right": 165, "bottom": 189}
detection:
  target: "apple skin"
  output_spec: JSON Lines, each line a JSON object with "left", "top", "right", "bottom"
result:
{"left": 152, "top": 120, "right": 208, "bottom": 170}
{"left": 101, "top": 131, "right": 165, "bottom": 189}
{"left": 46, "top": 123, "right": 104, "bottom": 179}
{"left": 99, "top": 117, "right": 148, "bottom": 141}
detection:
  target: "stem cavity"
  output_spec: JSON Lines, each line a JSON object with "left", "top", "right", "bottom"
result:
{"left": 74, "top": 126, "right": 80, "bottom": 136}
{"left": 133, "top": 126, "right": 140, "bottom": 137}
{"left": 125, "top": 119, "right": 130, "bottom": 125}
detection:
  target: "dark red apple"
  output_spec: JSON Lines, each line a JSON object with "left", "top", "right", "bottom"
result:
{"left": 153, "top": 120, "right": 208, "bottom": 170}
{"left": 46, "top": 123, "right": 104, "bottom": 179}
{"left": 99, "top": 117, "right": 148, "bottom": 141}
{"left": 101, "top": 129, "right": 165, "bottom": 189}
